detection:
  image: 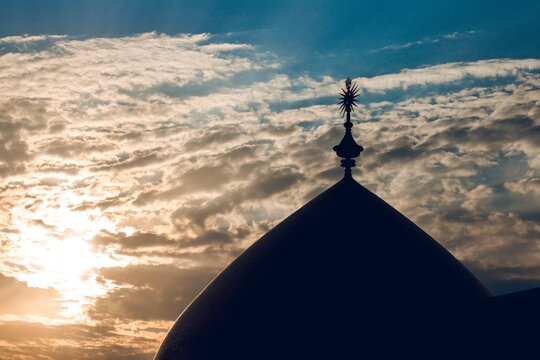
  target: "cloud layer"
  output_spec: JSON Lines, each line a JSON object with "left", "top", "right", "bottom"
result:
{"left": 0, "top": 32, "right": 539, "bottom": 359}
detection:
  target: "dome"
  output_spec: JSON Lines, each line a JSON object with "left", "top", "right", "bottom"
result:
{"left": 154, "top": 176, "right": 491, "bottom": 359}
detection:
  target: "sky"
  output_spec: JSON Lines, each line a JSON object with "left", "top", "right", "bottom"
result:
{"left": 0, "top": 0, "right": 539, "bottom": 358}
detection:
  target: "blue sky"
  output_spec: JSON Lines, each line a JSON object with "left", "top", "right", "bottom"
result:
{"left": 0, "top": 1, "right": 539, "bottom": 359}
{"left": 2, "top": 0, "right": 540, "bottom": 76}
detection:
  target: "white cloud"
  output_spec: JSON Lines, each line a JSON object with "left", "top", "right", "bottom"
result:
{"left": 371, "top": 30, "right": 477, "bottom": 52}
{"left": 354, "top": 59, "right": 540, "bottom": 93}
{"left": 0, "top": 34, "right": 66, "bottom": 44}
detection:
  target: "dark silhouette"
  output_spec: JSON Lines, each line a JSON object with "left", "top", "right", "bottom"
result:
{"left": 333, "top": 77, "right": 363, "bottom": 178}
{"left": 154, "top": 79, "right": 540, "bottom": 359}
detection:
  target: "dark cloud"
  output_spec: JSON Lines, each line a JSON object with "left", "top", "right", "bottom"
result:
{"left": 0, "top": 273, "right": 62, "bottom": 316}
{"left": 246, "top": 166, "right": 304, "bottom": 199}
{"left": 302, "top": 184, "right": 332, "bottom": 203}
{"left": 133, "top": 164, "right": 233, "bottom": 205}
{"left": 314, "top": 166, "right": 344, "bottom": 182}
{"left": 0, "top": 227, "right": 19, "bottom": 234}
{"left": 132, "top": 189, "right": 161, "bottom": 206}
{"left": 74, "top": 195, "right": 125, "bottom": 211}
{"left": 115, "top": 242, "right": 243, "bottom": 264}
{"left": 151, "top": 120, "right": 190, "bottom": 138}
{"left": 48, "top": 120, "right": 68, "bottom": 133}
{"left": 425, "top": 115, "right": 540, "bottom": 150}
{"left": 0, "top": 321, "right": 154, "bottom": 360}
{"left": 0, "top": 99, "right": 50, "bottom": 133}
{"left": 110, "top": 229, "right": 237, "bottom": 252}
{"left": 41, "top": 136, "right": 115, "bottom": 158}
{"left": 0, "top": 117, "right": 30, "bottom": 176}
{"left": 0, "top": 321, "right": 113, "bottom": 342}
{"left": 183, "top": 125, "right": 244, "bottom": 151}
{"left": 34, "top": 162, "right": 81, "bottom": 175}
{"left": 260, "top": 123, "right": 299, "bottom": 136}
{"left": 219, "top": 143, "right": 262, "bottom": 163}
{"left": 93, "top": 231, "right": 175, "bottom": 249}
{"left": 38, "top": 177, "right": 66, "bottom": 187}
{"left": 92, "top": 148, "right": 169, "bottom": 171}
{"left": 172, "top": 166, "right": 304, "bottom": 228}
{"left": 31, "top": 218, "right": 56, "bottom": 229}
{"left": 179, "top": 164, "right": 233, "bottom": 189}
{"left": 372, "top": 137, "right": 435, "bottom": 166}
{"left": 0, "top": 99, "right": 68, "bottom": 176}
{"left": 185, "top": 229, "right": 234, "bottom": 247}
{"left": 92, "top": 264, "right": 217, "bottom": 321}
{"left": 133, "top": 151, "right": 273, "bottom": 207}
{"left": 467, "top": 264, "right": 540, "bottom": 295}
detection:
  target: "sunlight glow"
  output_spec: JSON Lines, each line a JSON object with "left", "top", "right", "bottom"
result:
{"left": 1, "top": 191, "right": 130, "bottom": 322}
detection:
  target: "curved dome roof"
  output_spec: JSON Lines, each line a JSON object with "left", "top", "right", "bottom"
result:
{"left": 154, "top": 177, "right": 491, "bottom": 359}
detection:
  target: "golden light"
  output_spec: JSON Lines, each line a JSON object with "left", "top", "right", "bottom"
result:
{"left": 1, "top": 189, "right": 129, "bottom": 323}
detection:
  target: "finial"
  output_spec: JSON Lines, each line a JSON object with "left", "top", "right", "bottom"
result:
{"left": 333, "top": 78, "right": 364, "bottom": 178}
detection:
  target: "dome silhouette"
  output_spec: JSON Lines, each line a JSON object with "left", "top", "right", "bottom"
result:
{"left": 154, "top": 176, "right": 491, "bottom": 359}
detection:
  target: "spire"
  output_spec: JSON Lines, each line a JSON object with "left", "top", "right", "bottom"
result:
{"left": 333, "top": 77, "right": 364, "bottom": 178}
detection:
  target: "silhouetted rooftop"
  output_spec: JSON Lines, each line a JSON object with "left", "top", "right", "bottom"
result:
{"left": 154, "top": 176, "right": 491, "bottom": 359}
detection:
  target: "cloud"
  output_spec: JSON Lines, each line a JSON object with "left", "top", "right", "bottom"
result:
{"left": 505, "top": 178, "right": 540, "bottom": 195}
{"left": 0, "top": 34, "right": 66, "bottom": 44}
{"left": 41, "top": 136, "right": 116, "bottom": 158}
{"left": 171, "top": 166, "right": 304, "bottom": 229}
{"left": 0, "top": 274, "right": 62, "bottom": 317}
{"left": 353, "top": 59, "right": 540, "bottom": 93}
{"left": 92, "top": 264, "right": 217, "bottom": 321}
{"left": 93, "top": 231, "right": 175, "bottom": 249}
{"left": 371, "top": 30, "right": 477, "bottom": 52}
{"left": 0, "top": 100, "right": 43, "bottom": 176}
{"left": 1, "top": 31, "right": 539, "bottom": 359}
{"left": 74, "top": 195, "right": 126, "bottom": 211}
{"left": 133, "top": 164, "right": 235, "bottom": 206}
{"left": 183, "top": 125, "right": 245, "bottom": 151}
{"left": 0, "top": 320, "right": 155, "bottom": 360}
